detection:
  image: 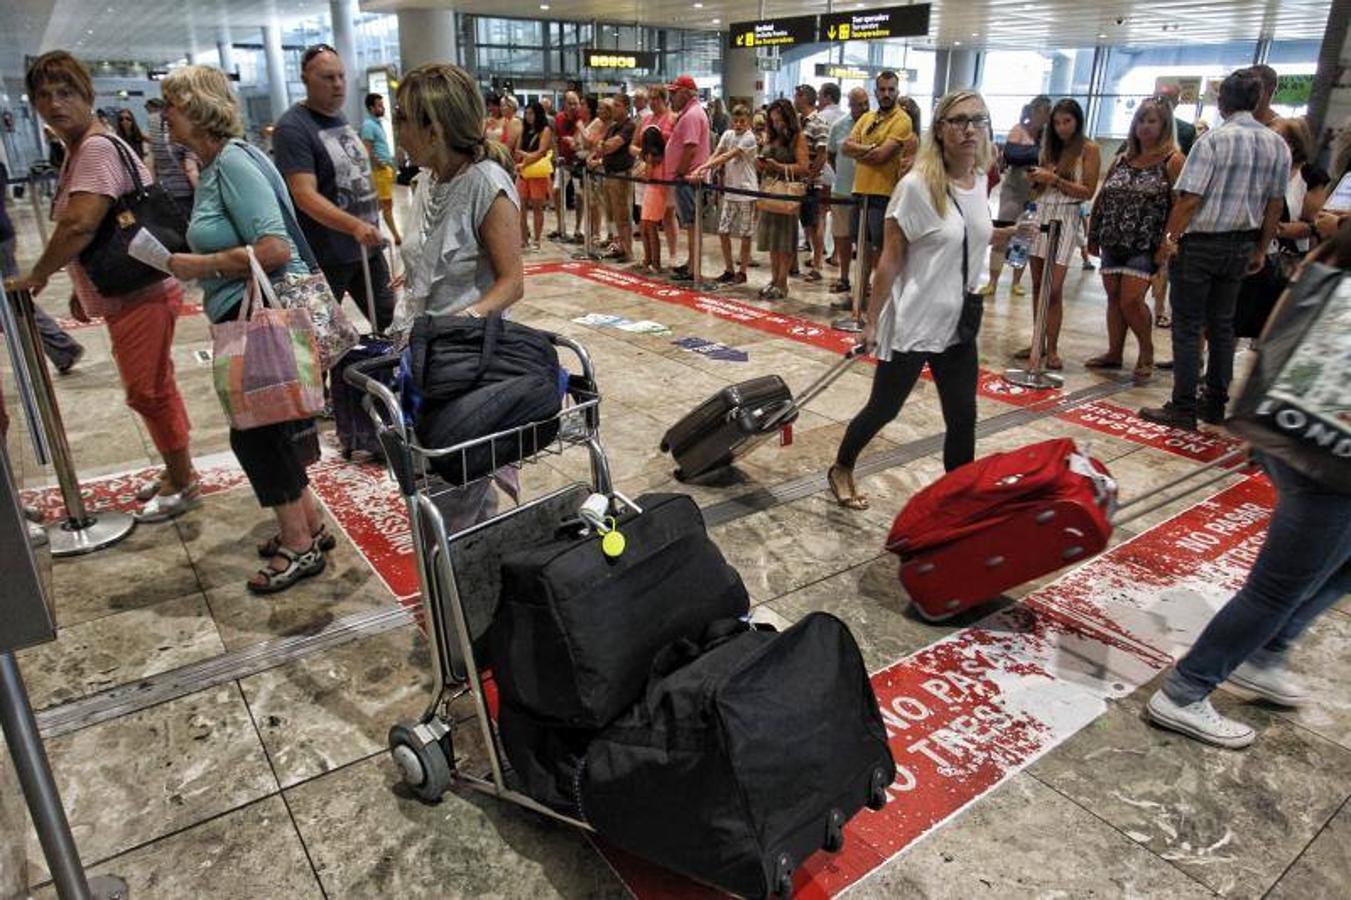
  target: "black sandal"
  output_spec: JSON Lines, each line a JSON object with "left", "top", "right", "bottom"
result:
{"left": 247, "top": 541, "right": 327, "bottom": 595}
{"left": 257, "top": 523, "right": 336, "bottom": 558}
{"left": 827, "top": 465, "right": 869, "bottom": 510}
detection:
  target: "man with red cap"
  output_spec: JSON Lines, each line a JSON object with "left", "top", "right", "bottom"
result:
{"left": 668, "top": 74, "right": 711, "bottom": 282}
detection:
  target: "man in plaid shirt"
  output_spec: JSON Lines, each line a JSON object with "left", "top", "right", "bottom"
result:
{"left": 1140, "top": 69, "right": 1289, "bottom": 432}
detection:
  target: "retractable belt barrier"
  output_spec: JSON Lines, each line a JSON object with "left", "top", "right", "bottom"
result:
{"left": 568, "top": 166, "right": 864, "bottom": 291}
{"left": 0, "top": 279, "right": 136, "bottom": 556}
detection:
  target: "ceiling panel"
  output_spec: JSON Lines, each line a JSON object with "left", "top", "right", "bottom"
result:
{"left": 2, "top": 0, "right": 1332, "bottom": 80}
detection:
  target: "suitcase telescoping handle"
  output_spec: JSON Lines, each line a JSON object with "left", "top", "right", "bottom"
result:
{"left": 763, "top": 343, "right": 869, "bottom": 432}
{"left": 1111, "top": 446, "right": 1250, "bottom": 527}
{"left": 360, "top": 244, "right": 381, "bottom": 336}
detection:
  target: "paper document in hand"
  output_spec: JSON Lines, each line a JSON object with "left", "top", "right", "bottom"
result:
{"left": 127, "top": 228, "right": 174, "bottom": 273}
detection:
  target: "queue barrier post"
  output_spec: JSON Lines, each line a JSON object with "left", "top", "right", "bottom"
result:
{"left": 27, "top": 176, "right": 50, "bottom": 246}
{"left": 832, "top": 194, "right": 867, "bottom": 333}
{"left": 0, "top": 279, "right": 136, "bottom": 556}
{"left": 1003, "top": 218, "right": 1065, "bottom": 391}
{"left": 571, "top": 167, "right": 599, "bottom": 262}
{"left": 690, "top": 179, "right": 719, "bottom": 291}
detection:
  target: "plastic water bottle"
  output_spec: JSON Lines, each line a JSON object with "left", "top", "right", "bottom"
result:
{"left": 1006, "top": 202, "right": 1039, "bottom": 269}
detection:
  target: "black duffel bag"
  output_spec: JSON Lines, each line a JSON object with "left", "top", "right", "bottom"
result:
{"left": 408, "top": 313, "right": 563, "bottom": 483}
{"left": 579, "top": 614, "right": 896, "bottom": 899}
{"left": 77, "top": 134, "right": 189, "bottom": 295}
{"left": 492, "top": 493, "right": 750, "bottom": 730}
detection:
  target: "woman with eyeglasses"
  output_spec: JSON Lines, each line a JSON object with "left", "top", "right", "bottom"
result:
{"left": 828, "top": 91, "right": 996, "bottom": 510}
{"left": 1086, "top": 96, "right": 1182, "bottom": 382}
{"left": 1016, "top": 98, "right": 1101, "bottom": 371}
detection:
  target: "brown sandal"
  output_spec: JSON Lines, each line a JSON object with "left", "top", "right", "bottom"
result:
{"left": 827, "top": 465, "right": 869, "bottom": 510}
{"left": 1084, "top": 355, "right": 1123, "bottom": 370}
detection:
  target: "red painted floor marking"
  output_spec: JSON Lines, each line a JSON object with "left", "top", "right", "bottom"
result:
{"left": 20, "top": 459, "right": 248, "bottom": 520}
{"left": 602, "top": 472, "right": 1274, "bottom": 898}
{"left": 1058, "top": 399, "right": 1244, "bottom": 462}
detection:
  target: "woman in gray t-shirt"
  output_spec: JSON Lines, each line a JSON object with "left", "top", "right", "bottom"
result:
{"left": 390, "top": 63, "right": 525, "bottom": 530}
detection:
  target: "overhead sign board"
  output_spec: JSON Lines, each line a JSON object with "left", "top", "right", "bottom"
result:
{"left": 583, "top": 49, "right": 658, "bottom": 70}
{"left": 814, "top": 63, "right": 917, "bottom": 82}
{"left": 728, "top": 15, "right": 817, "bottom": 49}
{"left": 818, "top": 4, "right": 931, "bottom": 42}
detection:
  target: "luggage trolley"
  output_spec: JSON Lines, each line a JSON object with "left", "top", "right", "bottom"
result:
{"left": 343, "top": 333, "right": 618, "bottom": 827}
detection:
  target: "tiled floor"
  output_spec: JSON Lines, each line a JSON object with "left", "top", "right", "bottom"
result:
{"left": 3, "top": 189, "right": 1348, "bottom": 899}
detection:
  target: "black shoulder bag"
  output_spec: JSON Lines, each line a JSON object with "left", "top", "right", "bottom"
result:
{"left": 76, "top": 133, "right": 190, "bottom": 295}
{"left": 948, "top": 188, "right": 984, "bottom": 344}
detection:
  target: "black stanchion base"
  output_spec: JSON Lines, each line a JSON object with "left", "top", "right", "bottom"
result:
{"left": 831, "top": 316, "right": 866, "bottom": 333}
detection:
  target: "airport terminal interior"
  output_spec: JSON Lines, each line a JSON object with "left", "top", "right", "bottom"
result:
{"left": 0, "top": 0, "right": 1349, "bottom": 897}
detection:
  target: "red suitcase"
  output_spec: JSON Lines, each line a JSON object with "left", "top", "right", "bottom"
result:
{"left": 886, "top": 439, "right": 1116, "bottom": 622}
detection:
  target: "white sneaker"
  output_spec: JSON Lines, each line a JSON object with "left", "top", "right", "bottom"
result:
{"left": 1228, "top": 658, "right": 1308, "bottom": 707}
{"left": 1146, "top": 690, "right": 1256, "bottom": 749}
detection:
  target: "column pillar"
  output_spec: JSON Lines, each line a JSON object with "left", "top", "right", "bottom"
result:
{"left": 330, "top": 0, "right": 362, "bottom": 124}
{"left": 397, "top": 8, "right": 458, "bottom": 73}
{"left": 722, "top": 47, "right": 762, "bottom": 109}
{"left": 263, "top": 24, "right": 290, "bottom": 122}
{"left": 934, "top": 48, "right": 979, "bottom": 96}
{"left": 1048, "top": 52, "right": 1073, "bottom": 97}
{"left": 216, "top": 28, "right": 236, "bottom": 80}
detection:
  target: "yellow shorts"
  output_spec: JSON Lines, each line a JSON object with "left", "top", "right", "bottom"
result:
{"left": 373, "top": 164, "right": 395, "bottom": 202}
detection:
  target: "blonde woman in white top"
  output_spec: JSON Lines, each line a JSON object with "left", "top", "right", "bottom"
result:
{"left": 829, "top": 90, "right": 997, "bottom": 510}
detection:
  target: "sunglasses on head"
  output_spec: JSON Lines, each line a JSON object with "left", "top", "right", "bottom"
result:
{"left": 301, "top": 43, "right": 336, "bottom": 67}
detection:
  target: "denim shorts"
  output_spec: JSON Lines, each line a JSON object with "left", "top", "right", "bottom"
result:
{"left": 675, "top": 182, "right": 696, "bottom": 227}
{"left": 1099, "top": 245, "right": 1157, "bottom": 280}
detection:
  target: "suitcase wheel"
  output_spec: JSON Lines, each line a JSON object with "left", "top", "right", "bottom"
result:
{"left": 1062, "top": 545, "right": 1085, "bottom": 560}
{"left": 868, "top": 766, "right": 890, "bottom": 811}
{"left": 389, "top": 721, "right": 453, "bottom": 803}
{"left": 1035, "top": 509, "right": 1057, "bottom": 524}
{"left": 772, "top": 853, "right": 794, "bottom": 898}
{"left": 983, "top": 555, "right": 1005, "bottom": 568}
{"left": 342, "top": 448, "right": 353, "bottom": 461}
{"left": 824, "top": 808, "right": 846, "bottom": 853}
{"left": 911, "top": 599, "right": 965, "bottom": 624}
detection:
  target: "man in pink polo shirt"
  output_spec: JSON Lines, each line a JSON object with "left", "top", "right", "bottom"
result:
{"left": 667, "top": 74, "right": 710, "bottom": 282}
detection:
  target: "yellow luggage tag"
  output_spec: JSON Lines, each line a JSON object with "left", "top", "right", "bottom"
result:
{"left": 598, "top": 516, "right": 626, "bottom": 558}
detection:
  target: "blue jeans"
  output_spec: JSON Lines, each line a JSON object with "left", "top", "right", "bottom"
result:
{"left": 1168, "top": 231, "right": 1257, "bottom": 414}
{"left": 1163, "top": 454, "right": 1351, "bottom": 705}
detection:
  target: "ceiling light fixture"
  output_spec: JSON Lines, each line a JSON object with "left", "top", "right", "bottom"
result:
{"left": 1097, "top": 32, "right": 1106, "bottom": 38}
{"left": 953, "top": 40, "right": 962, "bottom": 46}
{"left": 539, "top": 3, "right": 549, "bottom": 8}
{"left": 693, "top": 2, "right": 703, "bottom": 6}
{"left": 712, "top": 17, "right": 720, "bottom": 23}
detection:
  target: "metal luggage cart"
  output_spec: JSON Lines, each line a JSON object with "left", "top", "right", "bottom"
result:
{"left": 343, "top": 333, "right": 616, "bottom": 827}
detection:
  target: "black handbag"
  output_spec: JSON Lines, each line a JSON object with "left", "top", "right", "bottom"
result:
{"left": 949, "top": 188, "right": 984, "bottom": 344}
{"left": 1235, "top": 254, "right": 1287, "bottom": 339}
{"left": 579, "top": 614, "right": 896, "bottom": 898}
{"left": 76, "top": 134, "right": 189, "bottom": 295}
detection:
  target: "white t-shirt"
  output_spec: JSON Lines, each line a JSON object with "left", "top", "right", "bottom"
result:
{"left": 716, "top": 128, "right": 759, "bottom": 201}
{"left": 876, "top": 172, "right": 993, "bottom": 357}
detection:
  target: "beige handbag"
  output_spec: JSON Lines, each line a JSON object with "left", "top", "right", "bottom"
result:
{"left": 756, "top": 176, "right": 806, "bottom": 215}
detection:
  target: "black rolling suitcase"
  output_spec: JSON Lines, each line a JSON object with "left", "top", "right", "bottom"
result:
{"left": 579, "top": 613, "right": 896, "bottom": 899}
{"left": 661, "top": 346, "right": 865, "bottom": 480}
{"left": 331, "top": 249, "right": 394, "bottom": 461}
{"left": 331, "top": 337, "right": 397, "bottom": 460}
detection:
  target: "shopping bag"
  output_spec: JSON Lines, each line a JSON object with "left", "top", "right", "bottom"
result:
{"left": 211, "top": 246, "right": 325, "bottom": 430}
{"left": 755, "top": 176, "right": 805, "bottom": 215}
{"left": 1229, "top": 262, "right": 1351, "bottom": 473}
{"left": 273, "top": 270, "right": 357, "bottom": 371}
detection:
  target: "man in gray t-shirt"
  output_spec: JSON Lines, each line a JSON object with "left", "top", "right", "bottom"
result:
{"left": 273, "top": 44, "right": 393, "bottom": 331}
